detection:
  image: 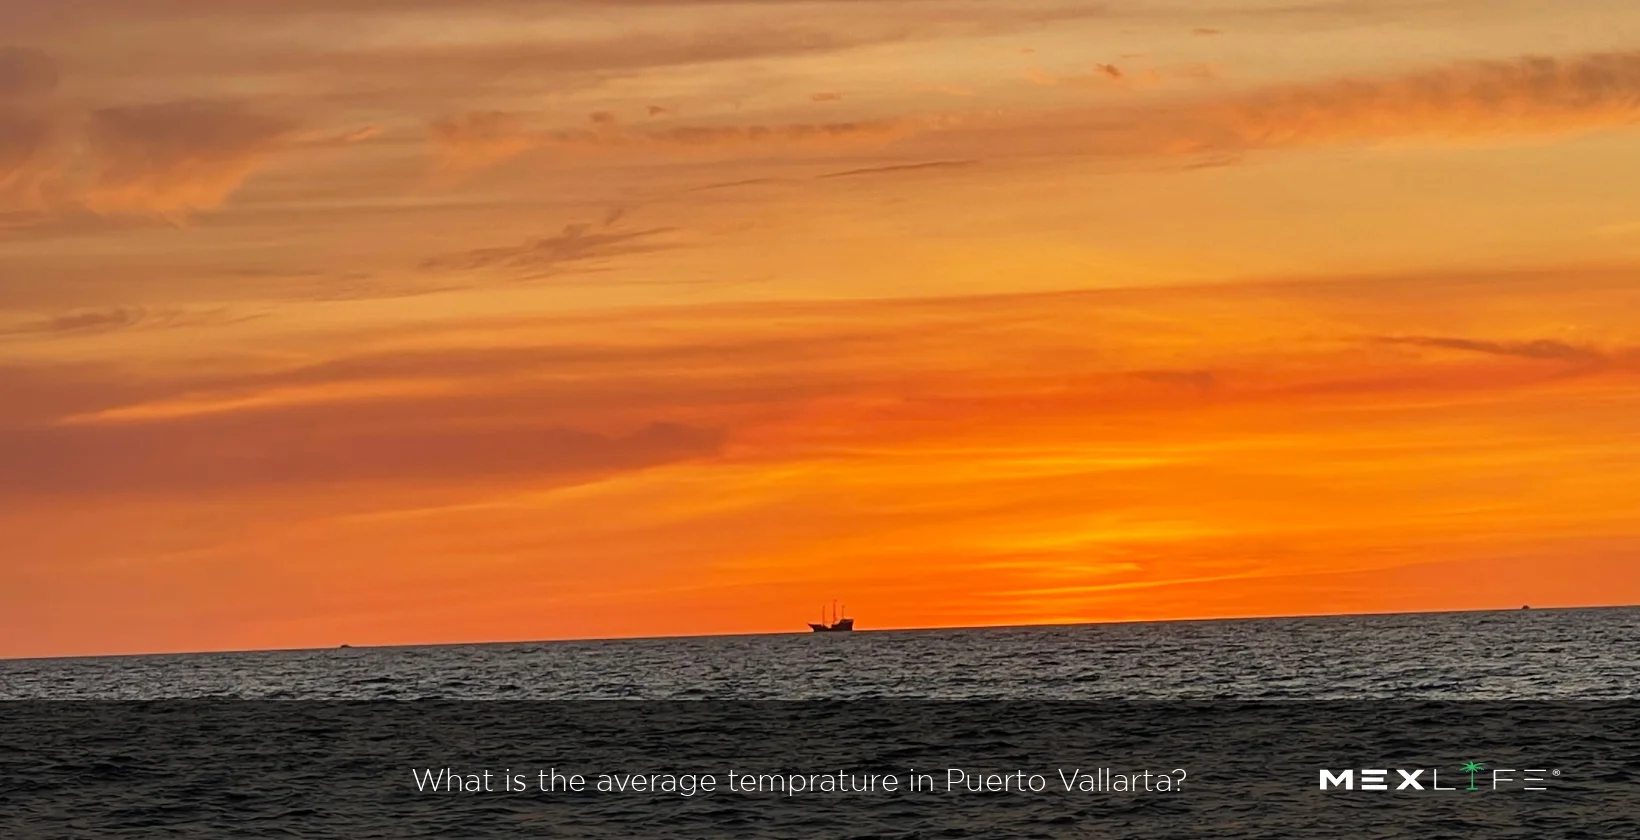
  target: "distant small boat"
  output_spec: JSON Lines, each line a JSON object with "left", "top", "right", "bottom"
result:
{"left": 808, "top": 600, "right": 855, "bottom": 633}
{"left": 339, "top": 643, "right": 353, "bottom": 649}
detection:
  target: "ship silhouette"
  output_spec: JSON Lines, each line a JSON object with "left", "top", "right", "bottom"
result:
{"left": 808, "top": 600, "right": 854, "bottom": 632}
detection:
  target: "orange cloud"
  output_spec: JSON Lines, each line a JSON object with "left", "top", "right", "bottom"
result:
{"left": 1199, "top": 50, "right": 1640, "bottom": 148}
{"left": 428, "top": 109, "right": 916, "bottom": 171}
{"left": 818, "top": 159, "right": 977, "bottom": 179}
{"left": 3, "top": 57, "right": 292, "bottom": 221}
{"left": 997, "top": 50, "right": 1640, "bottom": 162}
{"left": 3, "top": 49, "right": 292, "bottom": 220}
{"left": 0, "top": 46, "right": 57, "bottom": 99}
{"left": 0, "top": 305, "right": 248, "bottom": 339}
{"left": 1375, "top": 335, "right": 1613, "bottom": 366}
{"left": 430, "top": 109, "right": 538, "bottom": 171}
{"left": 1025, "top": 60, "right": 1217, "bottom": 91}
{"left": 421, "top": 222, "right": 675, "bottom": 274}
{"left": 330, "top": 124, "right": 381, "bottom": 144}
{"left": 2, "top": 415, "right": 724, "bottom": 496}
{"left": 418, "top": 49, "right": 1640, "bottom": 182}
{"left": 0, "top": 48, "right": 65, "bottom": 203}
{"left": 420, "top": 48, "right": 1640, "bottom": 179}
{"left": 80, "top": 101, "right": 294, "bottom": 218}
{"left": 0, "top": 108, "right": 61, "bottom": 199}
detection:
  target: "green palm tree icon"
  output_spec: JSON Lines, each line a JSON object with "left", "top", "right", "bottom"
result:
{"left": 1461, "top": 761, "right": 1485, "bottom": 790}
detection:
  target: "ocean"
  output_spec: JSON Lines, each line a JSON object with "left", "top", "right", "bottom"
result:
{"left": 5, "top": 608, "right": 1638, "bottom": 838}
{"left": 3, "top": 607, "right": 1636, "bottom": 700}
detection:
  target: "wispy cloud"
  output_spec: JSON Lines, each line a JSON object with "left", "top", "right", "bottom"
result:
{"left": 429, "top": 110, "right": 539, "bottom": 172}
{"left": 81, "top": 100, "right": 295, "bottom": 218}
{"left": 2, "top": 49, "right": 294, "bottom": 221}
{"left": 819, "top": 159, "right": 978, "bottom": 178}
{"left": 1131, "top": 370, "right": 1219, "bottom": 390}
{"left": 421, "top": 223, "right": 675, "bottom": 274}
{"left": 1025, "top": 60, "right": 1218, "bottom": 91}
{"left": 0, "top": 48, "right": 64, "bottom": 202}
{"left": 1182, "top": 50, "right": 1640, "bottom": 150}
{"left": 425, "top": 49, "right": 1640, "bottom": 177}
{"left": 994, "top": 50, "right": 1640, "bottom": 163}
{"left": 428, "top": 108, "right": 916, "bottom": 171}
{"left": 1, "top": 305, "right": 253, "bottom": 338}
{"left": 3, "top": 307, "right": 144, "bottom": 336}
{"left": 0, "top": 109, "right": 61, "bottom": 199}
{"left": 1374, "top": 335, "right": 1610, "bottom": 365}
{"left": 2, "top": 417, "right": 725, "bottom": 496}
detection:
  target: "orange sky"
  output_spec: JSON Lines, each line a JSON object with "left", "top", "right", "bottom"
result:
{"left": 4, "top": 0, "right": 1640, "bottom": 658}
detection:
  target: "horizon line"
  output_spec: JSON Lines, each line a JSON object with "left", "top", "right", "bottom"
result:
{"left": 6, "top": 602, "right": 1636, "bottom": 665}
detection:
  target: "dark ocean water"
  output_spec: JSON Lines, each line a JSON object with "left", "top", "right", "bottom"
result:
{"left": 5, "top": 608, "right": 1640, "bottom": 838}
{"left": 4, "top": 607, "right": 1637, "bottom": 700}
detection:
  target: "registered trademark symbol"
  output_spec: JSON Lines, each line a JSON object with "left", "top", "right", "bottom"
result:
{"left": 1552, "top": 770, "right": 1561, "bottom": 776}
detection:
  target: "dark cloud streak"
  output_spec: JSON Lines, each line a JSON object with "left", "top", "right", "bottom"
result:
{"left": 0, "top": 306, "right": 256, "bottom": 337}
{"left": 420, "top": 224, "right": 675, "bottom": 273}
{"left": 819, "top": 159, "right": 978, "bottom": 178}
{"left": 1375, "top": 335, "right": 1610, "bottom": 364}
{"left": 0, "top": 417, "right": 725, "bottom": 496}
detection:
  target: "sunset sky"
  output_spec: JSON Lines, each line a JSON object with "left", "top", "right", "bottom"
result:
{"left": 4, "top": 0, "right": 1640, "bottom": 658}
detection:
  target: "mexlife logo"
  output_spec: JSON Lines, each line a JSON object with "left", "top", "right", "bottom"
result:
{"left": 1319, "top": 762, "right": 1558, "bottom": 791}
